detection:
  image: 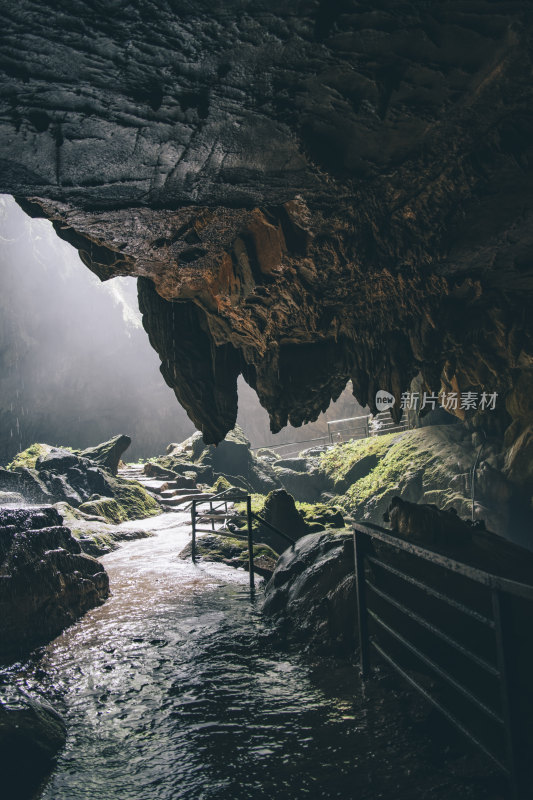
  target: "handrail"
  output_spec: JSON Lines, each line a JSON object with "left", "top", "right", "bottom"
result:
{"left": 354, "top": 522, "right": 533, "bottom": 601}
{"left": 190, "top": 493, "right": 296, "bottom": 592}
{"left": 251, "top": 511, "right": 296, "bottom": 546}
{"left": 353, "top": 520, "right": 533, "bottom": 798}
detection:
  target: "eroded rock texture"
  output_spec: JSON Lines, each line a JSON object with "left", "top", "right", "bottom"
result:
{"left": 1, "top": 1, "right": 533, "bottom": 442}
{"left": 0, "top": 506, "right": 109, "bottom": 659}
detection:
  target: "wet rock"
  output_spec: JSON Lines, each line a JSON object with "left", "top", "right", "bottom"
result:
{"left": 0, "top": 687, "right": 66, "bottom": 799}
{"left": 384, "top": 496, "right": 473, "bottom": 548}
{"left": 275, "top": 458, "right": 308, "bottom": 472}
{"left": 0, "top": 466, "right": 53, "bottom": 504}
{"left": 272, "top": 466, "right": 323, "bottom": 503}
{"left": 78, "top": 496, "right": 127, "bottom": 525}
{"left": 151, "top": 426, "right": 282, "bottom": 494}
{"left": 55, "top": 502, "right": 153, "bottom": 556}
{"left": 0, "top": 506, "right": 109, "bottom": 660}
{"left": 79, "top": 434, "right": 132, "bottom": 475}
{"left": 3, "top": 442, "right": 160, "bottom": 521}
{"left": 179, "top": 533, "right": 278, "bottom": 579}
{"left": 263, "top": 532, "right": 357, "bottom": 653}
{"left": 0, "top": 490, "right": 24, "bottom": 504}
{"left": 257, "top": 489, "right": 309, "bottom": 551}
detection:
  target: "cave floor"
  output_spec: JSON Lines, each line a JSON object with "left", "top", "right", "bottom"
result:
{"left": 4, "top": 512, "right": 507, "bottom": 800}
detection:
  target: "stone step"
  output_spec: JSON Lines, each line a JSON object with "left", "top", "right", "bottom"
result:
{"left": 160, "top": 492, "right": 213, "bottom": 507}
{"left": 160, "top": 487, "right": 204, "bottom": 498}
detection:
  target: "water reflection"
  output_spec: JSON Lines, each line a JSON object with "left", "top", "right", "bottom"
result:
{"left": 9, "top": 513, "right": 503, "bottom": 799}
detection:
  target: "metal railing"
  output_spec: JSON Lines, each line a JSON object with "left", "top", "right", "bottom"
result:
{"left": 251, "top": 411, "right": 410, "bottom": 458}
{"left": 353, "top": 521, "right": 533, "bottom": 798}
{"left": 190, "top": 491, "right": 295, "bottom": 591}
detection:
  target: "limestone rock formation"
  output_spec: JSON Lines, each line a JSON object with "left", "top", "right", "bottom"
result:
{"left": 79, "top": 434, "right": 132, "bottom": 475}
{"left": 1, "top": 1, "right": 533, "bottom": 452}
{"left": 153, "top": 424, "right": 282, "bottom": 493}
{"left": 1, "top": 441, "right": 160, "bottom": 520}
{"left": 0, "top": 506, "right": 109, "bottom": 659}
{"left": 263, "top": 531, "right": 357, "bottom": 653}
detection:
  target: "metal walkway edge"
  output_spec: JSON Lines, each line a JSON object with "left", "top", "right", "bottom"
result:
{"left": 353, "top": 521, "right": 533, "bottom": 799}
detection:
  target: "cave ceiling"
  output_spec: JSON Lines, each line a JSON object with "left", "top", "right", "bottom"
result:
{"left": 1, "top": 1, "right": 533, "bottom": 442}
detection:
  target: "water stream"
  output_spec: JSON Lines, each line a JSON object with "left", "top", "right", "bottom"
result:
{"left": 7, "top": 512, "right": 504, "bottom": 799}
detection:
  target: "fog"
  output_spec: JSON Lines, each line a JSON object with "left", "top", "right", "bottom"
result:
{"left": 0, "top": 195, "right": 196, "bottom": 463}
{"left": 0, "top": 195, "right": 364, "bottom": 464}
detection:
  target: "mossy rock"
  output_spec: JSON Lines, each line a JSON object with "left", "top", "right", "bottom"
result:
{"left": 179, "top": 533, "right": 278, "bottom": 577}
{"left": 6, "top": 443, "right": 53, "bottom": 471}
{"left": 318, "top": 433, "right": 403, "bottom": 492}
{"left": 108, "top": 477, "right": 160, "bottom": 520}
{"left": 79, "top": 497, "right": 125, "bottom": 524}
{"left": 55, "top": 502, "right": 154, "bottom": 555}
{"left": 296, "top": 501, "right": 345, "bottom": 530}
{"left": 211, "top": 475, "right": 233, "bottom": 493}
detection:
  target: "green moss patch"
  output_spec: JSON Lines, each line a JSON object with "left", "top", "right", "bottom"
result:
{"left": 6, "top": 443, "right": 52, "bottom": 470}
{"left": 78, "top": 497, "right": 125, "bottom": 524}
{"left": 108, "top": 477, "right": 160, "bottom": 521}
{"left": 318, "top": 432, "right": 403, "bottom": 490}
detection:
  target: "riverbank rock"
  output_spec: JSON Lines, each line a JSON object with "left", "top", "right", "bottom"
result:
{"left": 0, "top": 506, "right": 109, "bottom": 660}
{"left": 1, "top": 441, "right": 160, "bottom": 522}
{"left": 0, "top": 687, "right": 66, "bottom": 799}
{"left": 263, "top": 532, "right": 357, "bottom": 654}
{"left": 179, "top": 533, "right": 278, "bottom": 579}
{"left": 257, "top": 489, "right": 308, "bottom": 550}
{"left": 55, "top": 502, "right": 153, "bottom": 556}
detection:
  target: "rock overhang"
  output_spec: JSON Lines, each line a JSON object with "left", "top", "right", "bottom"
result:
{"left": 1, "top": 0, "right": 533, "bottom": 444}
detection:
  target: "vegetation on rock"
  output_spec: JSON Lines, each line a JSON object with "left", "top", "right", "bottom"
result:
{"left": 6, "top": 443, "right": 53, "bottom": 470}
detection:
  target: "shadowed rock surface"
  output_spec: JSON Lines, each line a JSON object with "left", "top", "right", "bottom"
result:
{"left": 263, "top": 531, "right": 357, "bottom": 653}
{"left": 0, "top": 506, "right": 109, "bottom": 660}
{"left": 1, "top": 1, "right": 532, "bottom": 452}
{"left": 0, "top": 440, "right": 160, "bottom": 522}
{"left": 79, "top": 434, "right": 132, "bottom": 475}
{"left": 0, "top": 688, "right": 67, "bottom": 800}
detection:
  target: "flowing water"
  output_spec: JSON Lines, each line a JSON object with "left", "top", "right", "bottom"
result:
{"left": 7, "top": 513, "right": 505, "bottom": 800}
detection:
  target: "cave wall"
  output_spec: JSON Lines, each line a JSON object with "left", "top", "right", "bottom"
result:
{"left": 1, "top": 0, "right": 533, "bottom": 464}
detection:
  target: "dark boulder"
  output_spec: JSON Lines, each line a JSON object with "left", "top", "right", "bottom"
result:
{"left": 263, "top": 531, "right": 357, "bottom": 653}
{"left": 79, "top": 434, "right": 132, "bottom": 475}
{"left": 383, "top": 496, "right": 473, "bottom": 547}
{"left": 257, "top": 489, "right": 309, "bottom": 552}
{"left": 0, "top": 466, "right": 53, "bottom": 504}
{"left": 0, "top": 506, "right": 109, "bottom": 660}
{"left": 272, "top": 465, "right": 323, "bottom": 502}
{"left": 36, "top": 448, "right": 80, "bottom": 473}
{"left": 0, "top": 687, "right": 67, "bottom": 800}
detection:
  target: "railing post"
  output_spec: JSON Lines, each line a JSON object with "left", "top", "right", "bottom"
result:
{"left": 191, "top": 499, "right": 197, "bottom": 563}
{"left": 247, "top": 495, "right": 255, "bottom": 592}
{"left": 492, "top": 589, "right": 522, "bottom": 798}
{"left": 210, "top": 499, "right": 215, "bottom": 531}
{"left": 353, "top": 528, "right": 370, "bottom": 678}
